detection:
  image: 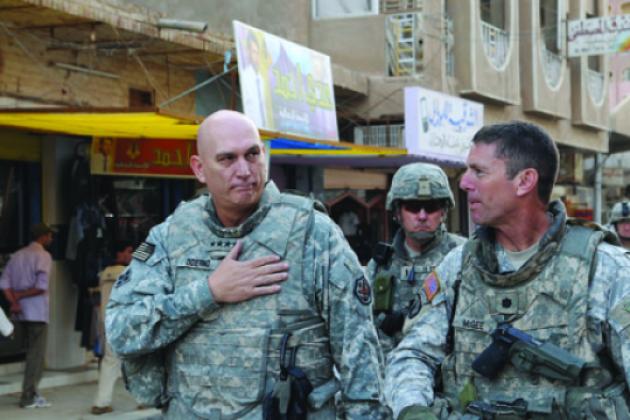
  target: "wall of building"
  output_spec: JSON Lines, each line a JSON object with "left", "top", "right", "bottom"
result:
{"left": 125, "top": 0, "right": 311, "bottom": 45}
{"left": 0, "top": 30, "right": 195, "bottom": 114}
{"left": 310, "top": 16, "right": 387, "bottom": 76}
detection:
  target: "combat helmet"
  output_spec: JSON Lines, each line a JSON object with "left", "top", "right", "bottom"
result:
{"left": 386, "top": 163, "right": 455, "bottom": 210}
{"left": 609, "top": 201, "right": 630, "bottom": 225}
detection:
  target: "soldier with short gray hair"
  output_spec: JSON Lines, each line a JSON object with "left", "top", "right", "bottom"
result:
{"left": 106, "top": 110, "right": 387, "bottom": 419}
{"left": 367, "top": 163, "right": 465, "bottom": 357}
{"left": 386, "top": 121, "right": 630, "bottom": 419}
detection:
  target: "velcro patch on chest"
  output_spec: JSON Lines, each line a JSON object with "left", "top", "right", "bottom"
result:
{"left": 422, "top": 271, "right": 441, "bottom": 303}
{"left": 354, "top": 276, "right": 372, "bottom": 305}
{"left": 133, "top": 242, "right": 155, "bottom": 262}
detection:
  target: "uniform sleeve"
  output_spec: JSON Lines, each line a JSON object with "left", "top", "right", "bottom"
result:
{"left": 105, "top": 222, "right": 220, "bottom": 357}
{"left": 385, "top": 246, "right": 462, "bottom": 419}
{"left": 593, "top": 244, "right": 630, "bottom": 386}
{"left": 310, "top": 213, "right": 388, "bottom": 419}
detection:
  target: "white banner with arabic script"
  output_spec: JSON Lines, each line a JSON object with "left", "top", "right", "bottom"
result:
{"left": 404, "top": 87, "right": 483, "bottom": 165}
{"left": 568, "top": 15, "right": 630, "bottom": 57}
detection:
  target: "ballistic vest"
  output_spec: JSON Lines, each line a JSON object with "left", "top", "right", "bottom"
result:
{"left": 160, "top": 192, "right": 333, "bottom": 419}
{"left": 442, "top": 216, "right": 628, "bottom": 418}
{"left": 372, "top": 226, "right": 463, "bottom": 354}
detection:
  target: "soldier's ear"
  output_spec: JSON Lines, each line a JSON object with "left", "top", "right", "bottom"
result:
{"left": 514, "top": 168, "right": 538, "bottom": 198}
{"left": 190, "top": 155, "right": 206, "bottom": 183}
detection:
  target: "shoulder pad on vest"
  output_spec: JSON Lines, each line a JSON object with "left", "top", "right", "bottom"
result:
{"left": 279, "top": 190, "right": 327, "bottom": 214}
{"left": 565, "top": 219, "right": 621, "bottom": 256}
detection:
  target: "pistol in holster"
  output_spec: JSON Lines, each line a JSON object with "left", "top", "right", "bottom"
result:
{"left": 263, "top": 332, "right": 313, "bottom": 420}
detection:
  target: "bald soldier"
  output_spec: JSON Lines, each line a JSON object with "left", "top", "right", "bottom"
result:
{"left": 106, "top": 110, "right": 387, "bottom": 419}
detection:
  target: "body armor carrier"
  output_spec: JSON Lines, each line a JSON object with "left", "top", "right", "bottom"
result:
{"left": 124, "top": 192, "right": 334, "bottom": 419}
{"left": 372, "top": 226, "right": 463, "bottom": 354}
{"left": 442, "top": 215, "right": 629, "bottom": 418}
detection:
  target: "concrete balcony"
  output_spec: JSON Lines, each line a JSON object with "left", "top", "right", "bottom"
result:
{"left": 519, "top": 0, "right": 570, "bottom": 119}
{"left": 480, "top": 21, "right": 510, "bottom": 70}
{"left": 451, "top": 0, "right": 520, "bottom": 104}
{"left": 568, "top": 0, "right": 608, "bottom": 130}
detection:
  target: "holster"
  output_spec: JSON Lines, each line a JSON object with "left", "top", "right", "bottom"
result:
{"left": 263, "top": 333, "right": 314, "bottom": 420}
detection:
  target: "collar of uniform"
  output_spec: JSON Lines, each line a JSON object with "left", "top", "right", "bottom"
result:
{"left": 470, "top": 200, "right": 566, "bottom": 286}
{"left": 393, "top": 223, "right": 446, "bottom": 260}
{"left": 204, "top": 181, "right": 278, "bottom": 239}
{"left": 245, "top": 185, "right": 298, "bottom": 258}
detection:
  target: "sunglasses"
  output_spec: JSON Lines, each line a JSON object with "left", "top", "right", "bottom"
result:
{"left": 401, "top": 201, "right": 444, "bottom": 214}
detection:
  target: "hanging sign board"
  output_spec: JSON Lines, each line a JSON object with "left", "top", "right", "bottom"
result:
{"left": 234, "top": 20, "right": 339, "bottom": 140}
{"left": 404, "top": 86, "right": 483, "bottom": 165}
{"left": 90, "top": 137, "right": 196, "bottom": 178}
{"left": 568, "top": 15, "right": 630, "bottom": 57}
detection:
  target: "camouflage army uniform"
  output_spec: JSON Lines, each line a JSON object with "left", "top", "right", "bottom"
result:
{"left": 368, "top": 163, "right": 465, "bottom": 357}
{"left": 385, "top": 200, "right": 630, "bottom": 419}
{"left": 367, "top": 226, "right": 464, "bottom": 356}
{"left": 106, "top": 182, "right": 386, "bottom": 419}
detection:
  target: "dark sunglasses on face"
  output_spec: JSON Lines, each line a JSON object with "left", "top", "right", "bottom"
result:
{"left": 401, "top": 200, "right": 444, "bottom": 214}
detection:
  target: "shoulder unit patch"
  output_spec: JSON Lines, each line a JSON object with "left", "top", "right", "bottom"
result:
{"left": 354, "top": 276, "right": 372, "bottom": 305}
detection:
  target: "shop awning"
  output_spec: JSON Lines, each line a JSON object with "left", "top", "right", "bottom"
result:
{"left": 0, "top": 108, "right": 407, "bottom": 157}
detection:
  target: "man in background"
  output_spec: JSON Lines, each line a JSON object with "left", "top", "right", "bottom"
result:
{"left": 367, "top": 163, "right": 465, "bottom": 358}
{"left": 0, "top": 223, "right": 54, "bottom": 409}
{"left": 608, "top": 200, "right": 630, "bottom": 250}
{"left": 91, "top": 241, "right": 134, "bottom": 415}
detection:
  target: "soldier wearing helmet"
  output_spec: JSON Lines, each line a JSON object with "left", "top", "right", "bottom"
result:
{"left": 609, "top": 201, "right": 630, "bottom": 250}
{"left": 366, "top": 163, "right": 465, "bottom": 357}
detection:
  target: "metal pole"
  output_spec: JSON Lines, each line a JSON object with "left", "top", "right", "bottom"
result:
{"left": 594, "top": 152, "right": 603, "bottom": 224}
{"left": 159, "top": 66, "right": 236, "bottom": 108}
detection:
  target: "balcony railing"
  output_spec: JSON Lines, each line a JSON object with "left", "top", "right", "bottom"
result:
{"left": 587, "top": 69, "right": 605, "bottom": 105}
{"left": 542, "top": 47, "right": 562, "bottom": 88}
{"left": 480, "top": 20, "right": 509, "bottom": 69}
{"left": 380, "top": 0, "right": 423, "bottom": 14}
{"left": 355, "top": 124, "right": 405, "bottom": 148}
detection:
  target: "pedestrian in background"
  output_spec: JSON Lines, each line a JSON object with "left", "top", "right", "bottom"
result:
{"left": 0, "top": 223, "right": 54, "bottom": 409}
{"left": 91, "top": 241, "right": 134, "bottom": 415}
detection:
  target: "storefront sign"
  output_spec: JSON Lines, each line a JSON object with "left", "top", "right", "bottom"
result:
{"left": 404, "top": 86, "right": 483, "bottom": 164}
{"left": 90, "top": 137, "right": 196, "bottom": 178}
{"left": 234, "top": 21, "right": 339, "bottom": 140}
{"left": 568, "top": 15, "right": 630, "bottom": 57}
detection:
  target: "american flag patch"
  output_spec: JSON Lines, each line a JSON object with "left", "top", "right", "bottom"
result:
{"left": 423, "top": 271, "right": 441, "bottom": 303}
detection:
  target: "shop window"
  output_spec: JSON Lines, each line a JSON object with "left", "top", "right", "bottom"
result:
{"left": 129, "top": 88, "right": 154, "bottom": 107}
{"left": 312, "top": 0, "right": 379, "bottom": 20}
{"left": 624, "top": 67, "right": 630, "bottom": 82}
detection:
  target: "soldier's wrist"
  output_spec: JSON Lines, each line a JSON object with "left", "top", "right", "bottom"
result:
{"left": 398, "top": 404, "right": 437, "bottom": 420}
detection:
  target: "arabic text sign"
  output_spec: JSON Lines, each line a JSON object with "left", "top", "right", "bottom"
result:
{"left": 404, "top": 87, "right": 483, "bottom": 164}
{"left": 233, "top": 21, "right": 339, "bottom": 141}
{"left": 568, "top": 15, "right": 630, "bottom": 57}
{"left": 90, "top": 138, "right": 197, "bottom": 178}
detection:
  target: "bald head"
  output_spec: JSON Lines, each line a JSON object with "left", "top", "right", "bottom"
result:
{"left": 190, "top": 110, "right": 267, "bottom": 226}
{"left": 197, "top": 110, "right": 261, "bottom": 157}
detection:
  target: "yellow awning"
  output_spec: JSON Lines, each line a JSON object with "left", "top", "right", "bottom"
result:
{"left": 0, "top": 108, "right": 407, "bottom": 156}
{"left": 0, "top": 108, "right": 201, "bottom": 140}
